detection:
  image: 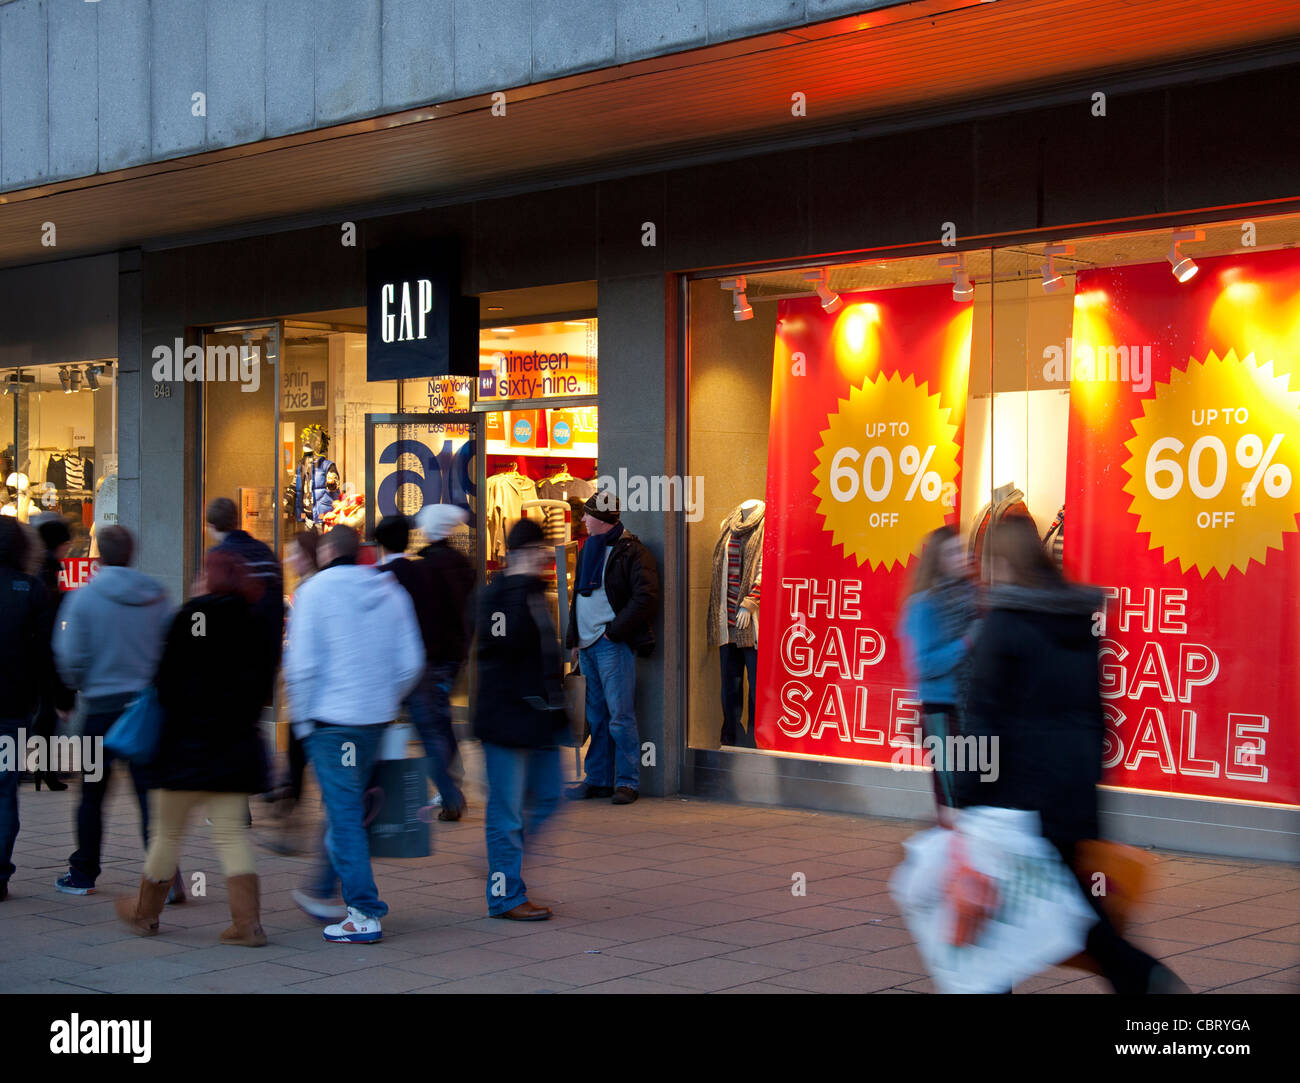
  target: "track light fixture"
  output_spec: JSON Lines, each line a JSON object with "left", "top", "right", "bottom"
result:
{"left": 1168, "top": 229, "right": 1204, "bottom": 283}
{"left": 85, "top": 364, "right": 102, "bottom": 391}
{"left": 802, "top": 268, "right": 843, "bottom": 314}
{"left": 937, "top": 254, "right": 974, "bottom": 302}
{"left": 2, "top": 370, "right": 19, "bottom": 396}
{"left": 720, "top": 276, "right": 753, "bottom": 321}
{"left": 59, "top": 367, "right": 72, "bottom": 393}
{"left": 1041, "top": 243, "right": 1075, "bottom": 294}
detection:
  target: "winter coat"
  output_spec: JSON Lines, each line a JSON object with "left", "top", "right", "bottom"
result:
{"left": 417, "top": 541, "right": 476, "bottom": 665}
{"left": 0, "top": 566, "right": 54, "bottom": 720}
{"left": 899, "top": 582, "right": 977, "bottom": 706}
{"left": 957, "top": 583, "right": 1106, "bottom": 842}
{"left": 282, "top": 561, "right": 424, "bottom": 733}
{"left": 564, "top": 529, "right": 660, "bottom": 657}
{"left": 53, "top": 565, "right": 171, "bottom": 714}
{"left": 474, "top": 572, "right": 568, "bottom": 748}
{"left": 294, "top": 456, "right": 338, "bottom": 522}
{"left": 144, "top": 594, "right": 273, "bottom": 794}
{"left": 211, "top": 530, "right": 285, "bottom": 691}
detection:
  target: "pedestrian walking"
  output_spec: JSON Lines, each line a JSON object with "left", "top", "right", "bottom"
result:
{"left": 284, "top": 525, "right": 423, "bottom": 943}
{"left": 29, "top": 514, "right": 75, "bottom": 791}
{"left": 114, "top": 550, "right": 276, "bottom": 943}
{"left": 0, "top": 518, "right": 57, "bottom": 901}
{"left": 899, "top": 523, "right": 978, "bottom": 826}
{"left": 959, "top": 515, "right": 1188, "bottom": 993}
{"left": 475, "top": 518, "right": 568, "bottom": 920}
{"left": 375, "top": 506, "right": 474, "bottom": 821}
{"left": 564, "top": 492, "right": 660, "bottom": 804}
{"left": 52, "top": 525, "right": 173, "bottom": 898}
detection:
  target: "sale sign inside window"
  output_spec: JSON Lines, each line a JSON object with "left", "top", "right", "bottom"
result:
{"left": 1065, "top": 249, "right": 1300, "bottom": 806}
{"left": 755, "top": 284, "right": 972, "bottom": 761}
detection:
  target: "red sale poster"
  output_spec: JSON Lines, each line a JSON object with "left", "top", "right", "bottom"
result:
{"left": 1065, "top": 248, "right": 1300, "bottom": 806}
{"left": 756, "top": 284, "right": 972, "bottom": 760}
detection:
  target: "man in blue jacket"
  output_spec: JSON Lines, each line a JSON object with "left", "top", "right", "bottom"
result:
{"left": 53, "top": 526, "right": 172, "bottom": 895}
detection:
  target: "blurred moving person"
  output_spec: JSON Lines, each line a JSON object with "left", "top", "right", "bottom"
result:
{"left": 115, "top": 551, "right": 276, "bottom": 944}
{"left": 53, "top": 525, "right": 172, "bottom": 897}
{"left": 284, "top": 525, "right": 423, "bottom": 943}
{"left": 475, "top": 519, "right": 568, "bottom": 920}
{"left": 375, "top": 506, "right": 474, "bottom": 821}
{"left": 0, "top": 519, "right": 57, "bottom": 901}
{"left": 959, "top": 516, "right": 1187, "bottom": 993}
{"left": 564, "top": 493, "right": 660, "bottom": 804}
{"left": 899, "top": 524, "right": 978, "bottom": 826}
{"left": 261, "top": 531, "right": 319, "bottom": 855}
{"left": 30, "top": 514, "right": 75, "bottom": 791}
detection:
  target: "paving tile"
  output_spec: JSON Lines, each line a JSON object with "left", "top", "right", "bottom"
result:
{"left": 723, "top": 981, "right": 818, "bottom": 994}
{"left": 173, "top": 961, "right": 327, "bottom": 992}
{"left": 55, "top": 957, "right": 212, "bottom": 993}
{"left": 646, "top": 900, "right": 775, "bottom": 927}
{"left": 604, "top": 935, "right": 736, "bottom": 965}
{"left": 764, "top": 905, "right": 875, "bottom": 932}
{"left": 721, "top": 939, "right": 858, "bottom": 971}
{"left": 1180, "top": 937, "right": 1300, "bottom": 968}
{"left": 766, "top": 962, "right": 912, "bottom": 993}
{"left": 1130, "top": 916, "right": 1273, "bottom": 945}
{"left": 389, "top": 946, "right": 536, "bottom": 979}
{"left": 288, "top": 967, "right": 434, "bottom": 994}
{"left": 476, "top": 929, "right": 619, "bottom": 960}
{"left": 801, "top": 923, "right": 914, "bottom": 953}
{"left": 558, "top": 976, "right": 693, "bottom": 993}
{"left": 1215, "top": 976, "right": 1300, "bottom": 994}
{"left": 512, "top": 952, "right": 660, "bottom": 984}
{"left": 687, "top": 919, "right": 816, "bottom": 948}
{"left": 636, "top": 957, "right": 786, "bottom": 991}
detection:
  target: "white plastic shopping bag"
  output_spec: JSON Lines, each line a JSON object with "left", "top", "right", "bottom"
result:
{"left": 890, "top": 807, "right": 1096, "bottom": 994}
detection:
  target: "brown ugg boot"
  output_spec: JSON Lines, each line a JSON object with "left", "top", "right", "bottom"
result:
{"left": 219, "top": 873, "right": 268, "bottom": 947}
{"left": 114, "top": 876, "right": 171, "bottom": 936}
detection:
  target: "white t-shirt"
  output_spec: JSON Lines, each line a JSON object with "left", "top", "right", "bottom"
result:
{"left": 575, "top": 549, "right": 616, "bottom": 648}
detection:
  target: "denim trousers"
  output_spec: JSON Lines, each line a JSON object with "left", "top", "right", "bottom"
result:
{"left": 0, "top": 719, "right": 22, "bottom": 884}
{"left": 719, "top": 644, "right": 757, "bottom": 748}
{"left": 482, "top": 742, "right": 561, "bottom": 916}
{"left": 305, "top": 723, "right": 388, "bottom": 919}
{"left": 404, "top": 661, "right": 465, "bottom": 810}
{"left": 579, "top": 636, "right": 640, "bottom": 791}
{"left": 69, "top": 707, "right": 152, "bottom": 883}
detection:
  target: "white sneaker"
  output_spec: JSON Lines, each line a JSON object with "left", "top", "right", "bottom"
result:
{"left": 292, "top": 888, "right": 347, "bottom": 921}
{"left": 323, "top": 907, "right": 382, "bottom": 943}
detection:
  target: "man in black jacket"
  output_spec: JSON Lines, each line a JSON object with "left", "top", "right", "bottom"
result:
{"left": 205, "top": 497, "right": 285, "bottom": 699}
{"left": 376, "top": 509, "right": 474, "bottom": 820}
{"left": 474, "top": 518, "right": 566, "bottom": 920}
{"left": 0, "top": 519, "right": 56, "bottom": 901}
{"left": 564, "top": 492, "right": 660, "bottom": 804}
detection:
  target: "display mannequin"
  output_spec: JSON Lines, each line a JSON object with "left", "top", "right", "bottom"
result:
{"left": 294, "top": 425, "right": 341, "bottom": 528}
{"left": 707, "top": 498, "right": 764, "bottom": 748}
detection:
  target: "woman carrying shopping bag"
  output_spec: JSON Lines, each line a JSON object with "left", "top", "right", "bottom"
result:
{"left": 115, "top": 550, "right": 277, "bottom": 944}
{"left": 957, "top": 516, "right": 1187, "bottom": 993}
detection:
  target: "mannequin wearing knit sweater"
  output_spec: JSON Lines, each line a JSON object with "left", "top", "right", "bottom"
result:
{"left": 707, "top": 499, "right": 763, "bottom": 748}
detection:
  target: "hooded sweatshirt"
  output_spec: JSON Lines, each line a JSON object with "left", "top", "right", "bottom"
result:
{"left": 53, "top": 565, "right": 172, "bottom": 714}
{"left": 283, "top": 561, "right": 424, "bottom": 735}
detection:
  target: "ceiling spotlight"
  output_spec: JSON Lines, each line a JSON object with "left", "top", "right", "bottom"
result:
{"left": 721, "top": 277, "right": 753, "bottom": 321}
{"left": 937, "top": 254, "right": 974, "bottom": 302}
{"left": 3, "top": 371, "right": 17, "bottom": 396}
{"left": 802, "top": 268, "right": 843, "bottom": 314}
{"left": 1041, "top": 243, "right": 1075, "bottom": 294}
{"left": 59, "top": 367, "right": 72, "bottom": 393}
{"left": 85, "top": 365, "right": 102, "bottom": 391}
{"left": 1168, "top": 229, "right": 1205, "bottom": 283}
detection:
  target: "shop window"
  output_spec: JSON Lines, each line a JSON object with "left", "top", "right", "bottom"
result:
{"left": 687, "top": 212, "right": 1300, "bottom": 810}
{"left": 1, "top": 360, "right": 118, "bottom": 570}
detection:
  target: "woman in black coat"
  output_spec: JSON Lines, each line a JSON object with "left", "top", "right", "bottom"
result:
{"left": 115, "top": 549, "right": 274, "bottom": 945}
{"left": 959, "top": 516, "right": 1186, "bottom": 994}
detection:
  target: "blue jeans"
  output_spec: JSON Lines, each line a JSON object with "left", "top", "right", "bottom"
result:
{"left": 0, "top": 719, "right": 21, "bottom": 885}
{"left": 305, "top": 723, "right": 388, "bottom": 920}
{"left": 70, "top": 707, "right": 151, "bottom": 883}
{"left": 482, "top": 742, "right": 561, "bottom": 915}
{"left": 404, "top": 662, "right": 465, "bottom": 811}
{"left": 580, "top": 636, "right": 640, "bottom": 791}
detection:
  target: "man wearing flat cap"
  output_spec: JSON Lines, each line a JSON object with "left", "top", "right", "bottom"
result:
{"left": 564, "top": 490, "right": 660, "bottom": 804}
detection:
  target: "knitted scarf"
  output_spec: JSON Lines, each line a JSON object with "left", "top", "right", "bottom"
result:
{"left": 707, "top": 503, "right": 765, "bottom": 648}
{"left": 575, "top": 520, "right": 624, "bottom": 596}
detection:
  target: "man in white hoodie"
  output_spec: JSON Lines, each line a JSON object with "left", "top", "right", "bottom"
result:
{"left": 284, "top": 525, "right": 423, "bottom": 943}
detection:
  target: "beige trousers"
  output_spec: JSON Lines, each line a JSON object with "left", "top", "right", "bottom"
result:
{"left": 143, "top": 790, "right": 256, "bottom": 882}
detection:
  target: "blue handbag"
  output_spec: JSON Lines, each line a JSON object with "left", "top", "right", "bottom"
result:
{"left": 104, "top": 687, "right": 163, "bottom": 764}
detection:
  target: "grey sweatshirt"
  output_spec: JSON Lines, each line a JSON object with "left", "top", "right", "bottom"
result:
{"left": 53, "top": 566, "right": 172, "bottom": 713}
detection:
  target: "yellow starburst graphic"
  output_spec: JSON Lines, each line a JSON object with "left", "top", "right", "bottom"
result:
{"left": 1121, "top": 349, "right": 1300, "bottom": 577}
{"left": 813, "top": 371, "right": 961, "bottom": 571}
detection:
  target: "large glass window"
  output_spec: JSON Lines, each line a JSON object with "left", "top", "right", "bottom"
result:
{"left": 687, "top": 211, "right": 1300, "bottom": 810}
{"left": 1, "top": 360, "right": 118, "bottom": 562}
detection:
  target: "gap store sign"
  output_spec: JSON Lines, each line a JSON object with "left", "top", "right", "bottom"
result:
{"left": 366, "top": 243, "right": 478, "bottom": 382}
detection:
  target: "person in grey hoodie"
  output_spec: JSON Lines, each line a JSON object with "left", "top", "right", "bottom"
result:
{"left": 53, "top": 526, "right": 172, "bottom": 895}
